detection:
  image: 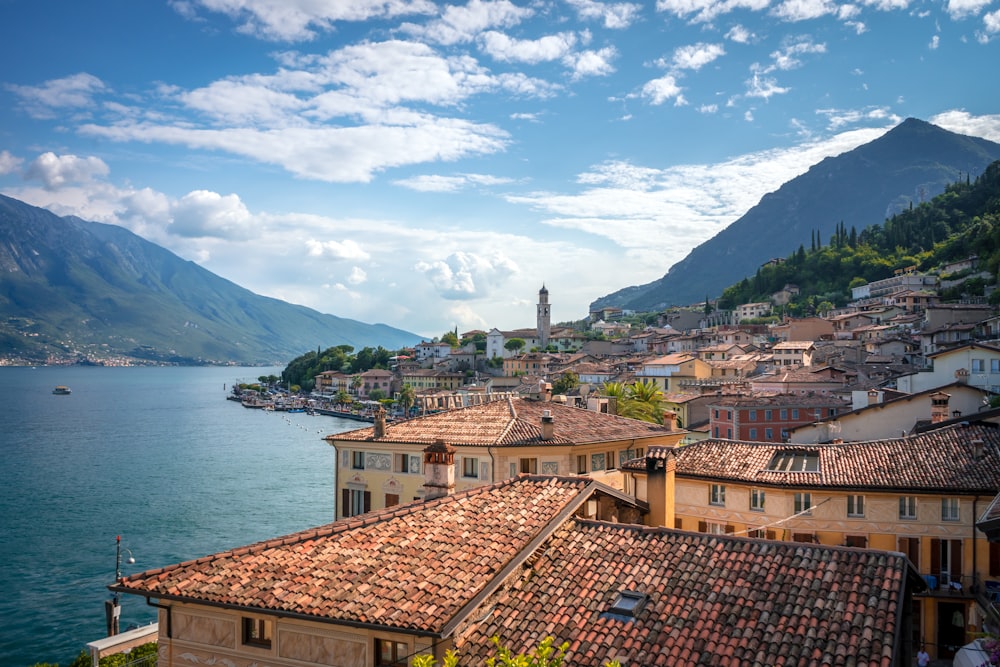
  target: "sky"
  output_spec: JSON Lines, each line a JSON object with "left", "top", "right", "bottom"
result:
{"left": 1, "top": 1, "right": 999, "bottom": 340}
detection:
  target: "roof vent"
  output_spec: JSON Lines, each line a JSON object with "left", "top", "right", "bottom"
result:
{"left": 973, "top": 439, "right": 986, "bottom": 461}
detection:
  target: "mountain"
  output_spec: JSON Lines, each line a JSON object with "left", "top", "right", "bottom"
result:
{"left": 592, "top": 118, "right": 1000, "bottom": 312}
{"left": 0, "top": 195, "right": 421, "bottom": 365}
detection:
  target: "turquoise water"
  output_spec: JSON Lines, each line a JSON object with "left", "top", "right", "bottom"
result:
{"left": 0, "top": 366, "right": 357, "bottom": 667}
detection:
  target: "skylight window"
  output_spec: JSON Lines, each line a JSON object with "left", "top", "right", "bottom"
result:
{"left": 767, "top": 451, "right": 819, "bottom": 472}
{"left": 608, "top": 590, "right": 649, "bottom": 618}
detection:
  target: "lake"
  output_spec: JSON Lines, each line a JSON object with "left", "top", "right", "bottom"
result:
{"left": 0, "top": 365, "right": 358, "bottom": 667}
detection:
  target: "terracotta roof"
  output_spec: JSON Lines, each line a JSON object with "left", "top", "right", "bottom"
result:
{"left": 455, "top": 521, "right": 912, "bottom": 666}
{"left": 629, "top": 422, "right": 1000, "bottom": 493}
{"left": 113, "top": 476, "right": 595, "bottom": 636}
{"left": 708, "top": 394, "right": 848, "bottom": 408}
{"left": 328, "top": 396, "right": 680, "bottom": 447}
{"left": 114, "top": 475, "right": 917, "bottom": 665}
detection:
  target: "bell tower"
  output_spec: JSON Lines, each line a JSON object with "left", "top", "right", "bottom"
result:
{"left": 537, "top": 284, "right": 551, "bottom": 349}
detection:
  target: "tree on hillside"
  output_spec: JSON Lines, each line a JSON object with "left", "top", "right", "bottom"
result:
{"left": 504, "top": 338, "right": 526, "bottom": 353}
{"left": 551, "top": 371, "right": 579, "bottom": 395}
{"left": 441, "top": 330, "right": 459, "bottom": 347}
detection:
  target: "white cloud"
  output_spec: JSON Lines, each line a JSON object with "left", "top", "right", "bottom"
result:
{"left": 170, "top": 190, "right": 257, "bottom": 240}
{"left": 983, "top": 9, "right": 1000, "bottom": 33}
{"left": 641, "top": 75, "right": 683, "bottom": 105}
{"left": 178, "top": 0, "right": 437, "bottom": 41}
{"left": 726, "top": 25, "right": 754, "bottom": 43}
{"left": 563, "top": 47, "right": 618, "bottom": 79}
{"left": 347, "top": 266, "right": 368, "bottom": 285}
{"left": 655, "top": 0, "right": 769, "bottom": 24}
{"left": 930, "top": 34, "right": 940, "bottom": 49}
{"left": 816, "top": 106, "right": 898, "bottom": 130}
{"left": 698, "top": 103, "right": 719, "bottom": 113}
{"left": 415, "top": 250, "right": 519, "bottom": 300}
{"left": 400, "top": 0, "right": 533, "bottom": 45}
{"left": 767, "top": 38, "right": 827, "bottom": 72}
{"left": 0, "top": 150, "right": 23, "bottom": 175}
{"left": 929, "top": 110, "right": 1000, "bottom": 143}
{"left": 771, "top": 0, "right": 838, "bottom": 21}
{"left": 393, "top": 172, "right": 512, "bottom": 192}
{"left": 25, "top": 152, "right": 110, "bottom": 190}
{"left": 479, "top": 31, "right": 578, "bottom": 63}
{"left": 672, "top": 43, "right": 726, "bottom": 70}
{"left": 565, "top": 0, "right": 643, "bottom": 28}
{"left": 745, "top": 70, "right": 789, "bottom": 99}
{"left": 305, "top": 238, "right": 372, "bottom": 261}
{"left": 945, "top": 0, "right": 992, "bottom": 19}
{"left": 6, "top": 73, "right": 106, "bottom": 119}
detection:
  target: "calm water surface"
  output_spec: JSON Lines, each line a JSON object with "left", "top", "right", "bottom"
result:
{"left": 0, "top": 366, "right": 356, "bottom": 667}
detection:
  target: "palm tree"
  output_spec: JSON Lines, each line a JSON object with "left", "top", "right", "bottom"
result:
{"left": 600, "top": 380, "right": 664, "bottom": 425}
{"left": 398, "top": 384, "right": 416, "bottom": 417}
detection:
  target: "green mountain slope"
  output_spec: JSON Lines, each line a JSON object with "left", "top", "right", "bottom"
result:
{"left": 592, "top": 118, "right": 1000, "bottom": 311}
{"left": 0, "top": 195, "right": 421, "bottom": 364}
{"left": 716, "top": 160, "right": 1000, "bottom": 311}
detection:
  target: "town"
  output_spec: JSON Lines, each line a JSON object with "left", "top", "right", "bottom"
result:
{"left": 93, "top": 268, "right": 1000, "bottom": 667}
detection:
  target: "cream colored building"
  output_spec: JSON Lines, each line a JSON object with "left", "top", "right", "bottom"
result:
{"left": 325, "top": 396, "right": 685, "bottom": 517}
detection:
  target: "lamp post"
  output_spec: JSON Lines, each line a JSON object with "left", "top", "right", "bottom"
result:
{"left": 105, "top": 535, "right": 135, "bottom": 636}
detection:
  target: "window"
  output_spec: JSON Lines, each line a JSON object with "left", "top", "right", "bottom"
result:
{"left": 710, "top": 484, "right": 726, "bottom": 506}
{"left": 375, "top": 639, "right": 408, "bottom": 666}
{"left": 727, "top": 410, "right": 732, "bottom": 419}
{"left": 767, "top": 451, "right": 819, "bottom": 472}
{"left": 992, "top": 359, "right": 1000, "bottom": 373}
{"left": 635, "top": 448, "right": 644, "bottom": 458}
{"left": 606, "top": 451, "right": 616, "bottom": 470}
{"left": 765, "top": 410, "right": 773, "bottom": 420}
{"left": 942, "top": 497, "right": 960, "bottom": 522}
{"left": 844, "top": 535, "right": 867, "bottom": 548}
{"left": 351, "top": 450, "right": 365, "bottom": 470}
{"left": 714, "top": 409, "right": 719, "bottom": 418}
{"left": 780, "top": 409, "right": 788, "bottom": 420}
{"left": 847, "top": 495, "right": 865, "bottom": 518}
{"left": 462, "top": 457, "right": 478, "bottom": 478}
{"left": 899, "top": 496, "right": 917, "bottom": 520}
{"left": 242, "top": 617, "right": 272, "bottom": 649}
{"left": 726, "top": 428, "right": 732, "bottom": 439}
{"left": 794, "top": 492, "right": 812, "bottom": 515}
{"left": 791, "top": 409, "right": 799, "bottom": 419}
{"left": 749, "top": 409, "right": 757, "bottom": 421}
{"left": 750, "top": 488, "right": 765, "bottom": 512}
{"left": 608, "top": 591, "right": 649, "bottom": 618}
{"left": 393, "top": 453, "right": 408, "bottom": 473}
{"left": 749, "top": 427, "right": 758, "bottom": 440}
{"left": 344, "top": 489, "right": 370, "bottom": 517}
{"left": 704, "top": 521, "right": 728, "bottom": 535}
{"left": 972, "top": 358, "right": 985, "bottom": 373}
{"left": 765, "top": 428, "right": 773, "bottom": 440}
{"left": 577, "top": 454, "right": 588, "bottom": 475}
{"left": 519, "top": 458, "right": 538, "bottom": 474}
{"left": 385, "top": 493, "right": 399, "bottom": 508}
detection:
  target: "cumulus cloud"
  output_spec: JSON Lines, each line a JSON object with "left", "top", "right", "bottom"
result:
{"left": 177, "top": 0, "right": 437, "bottom": 41}
{"left": 0, "top": 150, "right": 23, "bottom": 175}
{"left": 347, "top": 266, "right": 368, "bottom": 285}
{"left": 983, "top": 8, "right": 1000, "bottom": 34}
{"left": 641, "top": 75, "right": 683, "bottom": 105}
{"left": 479, "top": 31, "right": 578, "bottom": 63}
{"left": 563, "top": 47, "right": 618, "bottom": 79}
{"left": 170, "top": 190, "right": 257, "bottom": 240}
{"left": 726, "top": 25, "right": 755, "bottom": 43}
{"left": 772, "top": 0, "right": 838, "bottom": 22}
{"left": 6, "top": 73, "right": 106, "bottom": 119}
{"left": 565, "top": 0, "right": 643, "bottom": 28}
{"left": 415, "top": 250, "right": 519, "bottom": 299}
{"left": 656, "top": 0, "right": 769, "bottom": 24}
{"left": 305, "top": 238, "right": 372, "bottom": 261}
{"left": 25, "top": 152, "right": 110, "bottom": 189}
{"left": 745, "top": 70, "right": 789, "bottom": 99}
{"left": 400, "top": 0, "right": 533, "bottom": 45}
{"left": 672, "top": 42, "right": 726, "bottom": 70}
{"left": 945, "top": 0, "right": 992, "bottom": 19}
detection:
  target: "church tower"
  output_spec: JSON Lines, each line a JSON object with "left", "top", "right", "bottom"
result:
{"left": 537, "top": 284, "right": 551, "bottom": 349}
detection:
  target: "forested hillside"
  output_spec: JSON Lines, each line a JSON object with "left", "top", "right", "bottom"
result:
{"left": 716, "top": 160, "right": 1000, "bottom": 314}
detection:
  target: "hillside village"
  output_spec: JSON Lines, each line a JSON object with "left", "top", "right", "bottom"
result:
{"left": 106, "top": 271, "right": 1000, "bottom": 667}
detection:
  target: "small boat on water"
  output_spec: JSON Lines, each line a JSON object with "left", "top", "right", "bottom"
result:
{"left": 52, "top": 386, "right": 72, "bottom": 395}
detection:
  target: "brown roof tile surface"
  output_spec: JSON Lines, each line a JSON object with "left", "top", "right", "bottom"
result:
{"left": 456, "top": 521, "right": 908, "bottom": 667}
{"left": 631, "top": 422, "right": 1000, "bottom": 492}
{"left": 328, "top": 396, "right": 679, "bottom": 447}
{"left": 114, "top": 476, "right": 591, "bottom": 634}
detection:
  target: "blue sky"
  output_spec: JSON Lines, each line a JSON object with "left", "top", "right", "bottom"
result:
{"left": 1, "top": 0, "right": 999, "bottom": 339}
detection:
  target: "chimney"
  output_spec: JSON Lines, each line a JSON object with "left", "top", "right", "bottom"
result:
{"left": 930, "top": 392, "right": 950, "bottom": 424}
{"left": 956, "top": 368, "right": 970, "bottom": 384}
{"left": 373, "top": 405, "right": 388, "bottom": 438}
{"left": 540, "top": 409, "right": 555, "bottom": 440}
{"left": 422, "top": 439, "right": 456, "bottom": 500}
{"left": 645, "top": 448, "right": 677, "bottom": 528}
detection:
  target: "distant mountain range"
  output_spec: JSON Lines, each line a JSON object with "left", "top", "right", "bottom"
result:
{"left": 592, "top": 118, "right": 1000, "bottom": 312}
{"left": 0, "top": 195, "right": 421, "bottom": 365}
